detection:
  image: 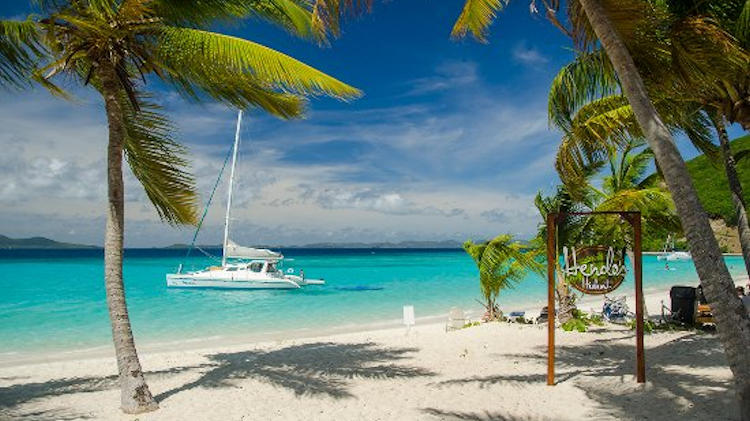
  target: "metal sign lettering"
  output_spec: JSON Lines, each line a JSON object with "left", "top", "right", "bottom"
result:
{"left": 562, "top": 246, "right": 627, "bottom": 295}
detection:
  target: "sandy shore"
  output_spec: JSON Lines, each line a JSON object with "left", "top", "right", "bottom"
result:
{"left": 1, "top": 280, "right": 745, "bottom": 421}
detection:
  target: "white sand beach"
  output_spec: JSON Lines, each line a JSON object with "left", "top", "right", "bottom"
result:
{"left": 1, "top": 281, "right": 746, "bottom": 421}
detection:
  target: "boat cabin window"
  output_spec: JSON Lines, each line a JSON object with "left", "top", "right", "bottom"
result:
{"left": 249, "top": 262, "right": 263, "bottom": 273}
{"left": 266, "top": 263, "right": 277, "bottom": 273}
{"left": 226, "top": 267, "right": 238, "bottom": 272}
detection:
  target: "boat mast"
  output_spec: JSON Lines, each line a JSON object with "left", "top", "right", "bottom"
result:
{"left": 222, "top": 110, "right": 242, "bottom": 266}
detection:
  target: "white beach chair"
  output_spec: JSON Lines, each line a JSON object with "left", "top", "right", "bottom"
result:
{"left": 445, "top": 307, "right": 467, "bottom": 331}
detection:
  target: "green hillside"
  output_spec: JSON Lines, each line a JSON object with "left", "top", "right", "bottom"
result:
{"left": 687, "top": 135, "right": 750, "bottom": 226}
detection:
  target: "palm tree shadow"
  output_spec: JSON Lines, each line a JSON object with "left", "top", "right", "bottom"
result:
{"left": 427, "top": 332, "right": 737, "bottom": 419}
{"left": 0, "top": 365, "right": 201, "bottom": 420}
{"left": 156, "top": 341, "right": 435, "bottom": 402}
{"left": 421, "top": 408, "right": 553, "bottom": 421}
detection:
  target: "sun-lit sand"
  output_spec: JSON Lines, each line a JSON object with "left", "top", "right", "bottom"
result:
{"left": 1, "top": 282, "right": 745, "bottom": 421}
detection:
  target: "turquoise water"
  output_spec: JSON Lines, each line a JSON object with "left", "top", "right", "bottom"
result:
{"left": 0, "top": 249, "right": 746, "bottom": 357}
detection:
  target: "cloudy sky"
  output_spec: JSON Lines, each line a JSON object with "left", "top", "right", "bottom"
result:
{"left": 0, "top": 1, "right": 744, "bottom": 247}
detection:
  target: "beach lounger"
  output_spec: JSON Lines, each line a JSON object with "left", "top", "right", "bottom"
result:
{"left": 445, "top": 307, "right": 467, "bottom": 331}
{"left": 602, "top": 295, "right": 632, "bottom": 324}
{"left": 536, "top": 306, "right": 551, "bottom": 324}
{"left": 508, "top": 311, "right": 526, "bottom": 323}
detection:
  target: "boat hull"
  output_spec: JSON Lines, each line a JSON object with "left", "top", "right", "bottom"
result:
{"left": 166, "top": 274, "right": 300, "bottom": 289}
{"left": 657, "top": 252, "right": 692, "bottom": 261}
{"left": 285, "top": 275, "right": 325, "bottom": 286}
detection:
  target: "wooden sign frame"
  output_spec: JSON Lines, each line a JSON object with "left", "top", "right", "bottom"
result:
{"left": 546, "top": 211, "right": 645, "bottom": 385}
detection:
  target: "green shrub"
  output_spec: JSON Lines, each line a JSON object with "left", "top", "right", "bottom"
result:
{"left": 561, "top": 309, "right": 603, "bottom": 332}
{"left": 627, "top": 319, "right": 656, "bottom": 333}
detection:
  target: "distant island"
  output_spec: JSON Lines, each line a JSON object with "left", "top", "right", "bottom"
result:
{"left": 290, "top": 240, "right": 464, "bottom": 249}
{"left": 163, "top": 240, "right": 464, "bottom": 249}
{"left": 0, "top": 235, "right": 99, "bottom": 249}
{"left": 2, "top": 236, "right": 465, "bottom": 250}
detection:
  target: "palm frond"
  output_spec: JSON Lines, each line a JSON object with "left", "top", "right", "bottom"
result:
{"left": 155, "top": 26, "right": 361, "bottom": 101}
{"left": 121, "top": 92, "right": 199, "bottom": 226}
{"left": 737, "top": 0, "right": 750, "bottom": 45}
{"left": 548, "top": 49, "right": 619, "bottom": 132}
{"left": 670, "top": 16, "right": 750, "bottom": 89}
{"left": 451, "top": 0, "right": 508, "bottom": 42}
{"left": 153, "top": 0, "right": 322, "bottom": 41}
{"left": 464, "top": 234, "right": 543, "bottom": 303}
{"left": 568, "top": 0, "right": 653, "bottom": 51}
{"left": 310, "top": 0, "right": 371, "bottom": 42}
{"left": 0, "top": 18, "right": 45, "bottom": 89}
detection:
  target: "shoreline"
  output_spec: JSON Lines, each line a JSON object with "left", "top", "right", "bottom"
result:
{"left": 4, "top": 274, "right": 747, "bottom": 369}
{"left": 1, "top": 307, "right": 739, "bottom": 420}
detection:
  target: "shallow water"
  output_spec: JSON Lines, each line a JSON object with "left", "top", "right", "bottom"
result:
{"left": 0, "top": 248, "right": 745, "bottom": 356}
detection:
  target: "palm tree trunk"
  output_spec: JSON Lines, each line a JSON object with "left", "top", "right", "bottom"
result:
{"left": 99, "top": 64, "right": 159, "bottom": 414}
{"left": 555, "top": 266, "right": 575, "bottom": 323}
{"left": 713, "top": 116, "right": 750, "bottom": 279}
{"left": 578, "top": 0, "right": 750, "bottom": 418}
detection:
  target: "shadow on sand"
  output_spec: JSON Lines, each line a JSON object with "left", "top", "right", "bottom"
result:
{"left": 1, "top": 341, "right": 433, "bottom": 419}
{"left": 155, "top": 341, "right": 435, "bottom": 401}
{"left": 422, "top": 408, "right": 554, "bottom": 421}
{"left": 425, "top": 331, "right": 737, "bottom": 420}
{"left": 0, "top": 365, "right": 201, "bottom": 420}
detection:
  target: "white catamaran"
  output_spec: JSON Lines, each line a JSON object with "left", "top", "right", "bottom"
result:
{"left": 166, "top": 111, "right": 324, "bottom": 290}
{"left": 657, "top": 233, "right": 692, "bottom": 261}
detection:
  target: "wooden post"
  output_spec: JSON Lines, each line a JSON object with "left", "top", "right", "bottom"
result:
{"left": 632, "top": 212, "right": 646, "bottom": 383}
{"left": 546, "top": 212, "right": 556, "bottom": 386}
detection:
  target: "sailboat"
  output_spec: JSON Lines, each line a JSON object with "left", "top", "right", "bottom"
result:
{"left": 657, "top": 233, "right": 692, "bottom": 261}
{"left": 166, "top": 111, "right": 325, "bottom": 289}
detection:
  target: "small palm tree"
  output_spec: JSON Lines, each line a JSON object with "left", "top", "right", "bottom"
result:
{"left": 464, "top": 235, "right": 542, "bottom": 321}
{"left": 1, "top": 0, "right": 360, "bottom": 414}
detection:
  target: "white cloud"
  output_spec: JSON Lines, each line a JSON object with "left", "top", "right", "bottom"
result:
{"left": 0, "top": 65, "right": 561, "bottom": 246}
{"left": 404, "top": 61, "right": 479, "bottom": 96}
{"left": 512, "top": 42, "right": 549, "bottom": 66}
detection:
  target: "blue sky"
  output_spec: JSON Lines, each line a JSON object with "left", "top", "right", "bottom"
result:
{"left": 0, "top": 1, "right": 745, "bottom": 247}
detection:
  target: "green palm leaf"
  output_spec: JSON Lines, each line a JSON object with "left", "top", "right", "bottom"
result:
{"left": 548, "top": 49, "right": 619, "bottom": 132}
{"left": 0, "top": 18, "right": 44, "bottom": 89}
{"left": 155, "top": 26, "right": 361, "bottom": 101}
{"left": 121, "top": 92, "right": 199, "bottom": 226}
{"left": 153, "top": 0, "right": 321, "bottom": 40}
{"left": 451, "top": 0, "right": 508, "bottom": 42}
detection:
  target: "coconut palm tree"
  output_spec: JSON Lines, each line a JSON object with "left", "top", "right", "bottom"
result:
{"left": 534, "top": 137, "right": 680, "bottom": 321}
{"left": 452, "top": 1, "right": 750, "bottom": 416}
{"left": 464, "top": 234, "right": 542, "bottom": 321}
{"left": 532, "top": 184, "right": 591, "bottom": 323}
{"left": 1, "top": 0, "right": 360, "bottom": 414}
{"left": 548, "top": 1, "right": 750, "bottom": 278}
{"left": 552, "top": 83, "right": 750, "bottom": 278}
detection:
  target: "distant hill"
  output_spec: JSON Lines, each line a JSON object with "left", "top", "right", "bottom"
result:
{"left": 291, "top": 240, "right": 464, "bottom": 249}
{"left": 686, "top": 134, "right": 750, "bottom": 226}
{"left": 162, "top": 243, "right": 221, "bottom": 249}
{"left": 643, "top": 134, "right": 749, "bottom": 252}
{"left": 163, "top": 240, "right": 464, "bottom": 249}
{"left": 0, "top": 235, "right": 99, "bottom": 249}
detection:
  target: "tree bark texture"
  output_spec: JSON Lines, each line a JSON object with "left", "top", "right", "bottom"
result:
{"left": 99, "top": 64, "right": 159, "bottom": 414}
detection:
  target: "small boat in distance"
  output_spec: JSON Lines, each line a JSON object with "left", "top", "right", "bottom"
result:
{"left": 166, "top": 111, "right": 324, "bottom": 290}
{"left": 657, "top": 234, "right": 692, "bottom": 261}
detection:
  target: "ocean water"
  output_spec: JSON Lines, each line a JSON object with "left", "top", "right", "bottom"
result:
{"left": 0, "top": 248, "right": 746, "bottom": 358}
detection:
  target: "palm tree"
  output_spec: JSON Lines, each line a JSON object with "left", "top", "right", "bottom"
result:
{"left": 534, "top": 138, "right": 680, "bottom": 321}
{"left": 1, "top": 0, "right": 360, "bottom": 414}
{"left": 552, "top": 84, "right": 750, "bottom": 278}
{"left": 464, "top": 234, "right": 542, "bottom": 321}
{"left": 532, "top": 186, "right": 590, "bottom": 323}
{"left": 452, "top": 1, "right": 750, "bottom": 416}
{"left": 548, "top": 1, "right": 750, "bottom": 278}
